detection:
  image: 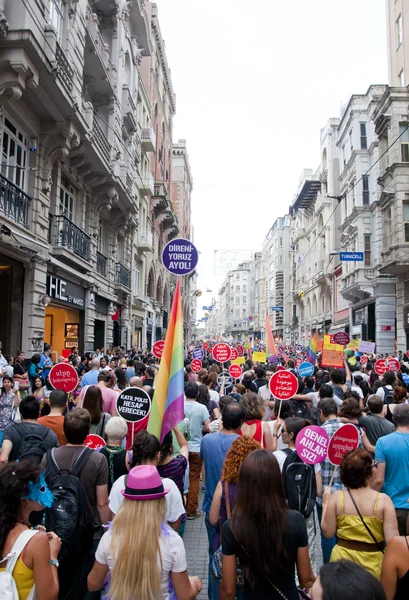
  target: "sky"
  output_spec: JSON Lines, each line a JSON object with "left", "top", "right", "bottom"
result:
{"left": 155, "top": 0, "right": 388, "bottom": 323}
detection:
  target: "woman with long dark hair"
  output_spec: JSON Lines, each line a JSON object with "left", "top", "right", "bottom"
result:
{"left": 13, "top": 351, "right": 30, "bottom": 398}
{"left": 0, "top": 376, "right": 20, "bottom": 444}
{"left": 82, "top": 385, "right": 111, "bottom": 439}
{"left": 0, "top": 461, "right": 60, "bottom": 599}
{"left": 114, "top": 367, "right": 127, "bottom": 391}
{"left": 221, "top": 450, "right": 315, "bottom": 599}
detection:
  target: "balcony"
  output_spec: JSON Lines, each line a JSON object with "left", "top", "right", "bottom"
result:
{"left": 380, "top": 245, "right": 409, "bottom": 275}
{"left": 138, "top": 230, "right": 154, "bottom": 252}
{"left": 152, "top": 183, "right": 169, "bottom": 213}
{"left": 341, "top": 267, "right": 377, "bottom": 302}
{"left": 0, "top": 174, "right": 31, "bottom": 228}
{"left": 96, "top": 251, "right": 107, "bottom": 277}
{"left": 91, "top": 114, "right": 111, "bottom": 166}
{"left": 141, "top": 128, "right": 156, "bottom": 152}
{"left": 49, "top": 214, "right": 91, "bottom": 261}
{"left": 52, "top": 43, "right": 74, "bottom": 93}
{"left": 314, "top": 259, "right": 332, "bottom": 287}
{"left": 85, "top": 6, "right": 115, "bottom": 94}
{"left": 122, "top": 85, "right": 137, "bottom": 135}
{"left": 115, "top": 262, "right": 131, "bottom": 292}
{"left": 139, "top": 172, "right": 155, "bottom": 195}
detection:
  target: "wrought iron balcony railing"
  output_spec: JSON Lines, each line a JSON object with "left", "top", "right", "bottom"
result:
{"left": 0, "top": 174, "right": 31, "bottom": 227}
{"left": 115, "top": 262, "right": 131, "bottom": 289}
{"left": 49, "top": 214, "right": 91, "bottom": 260}
{"left": 96, "top": 251, "right": 107, "bottom": 277}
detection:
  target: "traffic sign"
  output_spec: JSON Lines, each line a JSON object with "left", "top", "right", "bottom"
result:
{"left": 49, "top": 363, "right": 78, "bottom": 394}
{"left": 84, "top": 434, "right": 106, "bottom": 450}
{"left": 116, "top": 387, "right": 152, "bottom": 423}
{"left": 153, "top": 340, "right": 165, "bottom": 359}
{"left": 229, "top": 364, "right": 242, "bottom": 379}
{"left": 332, "top": 332, "right": 350, "bottom": 346}
{"left": 212, "top": 343, "right": 232, "bottom": 363}
{"left": 191, "top": 359, "right": 202, "bottom": 373}
{"left": 217, "top": 371, "right": 233, "bottom": 388}
{"left": 162, "top": 238, "right": 199, "bottom": 276}
{"left": 340, "top": 252, "right": 364, "bottom": 262}
{"left": 192, "top": 347, "right": 204, "bottom": 361}
{"left": 269, "top": 370, "right": 298, "bottom": 400}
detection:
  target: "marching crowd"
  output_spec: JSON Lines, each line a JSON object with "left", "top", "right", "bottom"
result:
{"left": 0, "top": 340, "right": 409, "bottom": 600}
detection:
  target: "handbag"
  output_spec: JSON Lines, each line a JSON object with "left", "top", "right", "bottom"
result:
{"left": 347, "top": 489, "right": 385, "bottom": 553}
{"left": 211, "top": 482, "right": 244, "bottom": 586}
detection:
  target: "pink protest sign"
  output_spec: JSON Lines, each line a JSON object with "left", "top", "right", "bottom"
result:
{"left": 327, "top": 424, "right": 359, "bottom": 466}
{"left": 295, "top": 425, "right": 329, "bottom": 465}
{"left": 269, "top": 370, "right": 298, "bottom": 400}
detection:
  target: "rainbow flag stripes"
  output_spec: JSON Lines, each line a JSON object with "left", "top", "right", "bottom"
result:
{"left": 148, "top": 279, "right": 185, "bottom": 442}
{"left": 307, "top": 331, "right": 318, "bottom": 366}
{"left": 266, "top": 310, "right": 277, "bottom": 362}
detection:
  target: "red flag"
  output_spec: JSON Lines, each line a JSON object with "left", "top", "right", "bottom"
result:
{"left": 111, "top": 307, "right": 121, "bottom": 321}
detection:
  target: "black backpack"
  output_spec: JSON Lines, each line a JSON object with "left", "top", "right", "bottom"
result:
{"left": 282, "top": 448, "right": 317, "bottom": 519}
{"left": 290, "top": 399, "right": 311, "bottom": 420}
{"left": 383, "top": 386, "right": 394, "bottom": 405}
{"left": 45, "top": 447, "right": 93, "bottom": 561}
{"left": 15, "top": 424, "right": 51, "bottom": 463}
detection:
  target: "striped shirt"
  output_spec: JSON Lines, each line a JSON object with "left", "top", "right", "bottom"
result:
{"left": 158, "top": 455, "right": 188, "bottom": 497}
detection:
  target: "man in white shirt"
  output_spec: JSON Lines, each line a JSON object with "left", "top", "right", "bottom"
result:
{"left": 109, "top": 429, "right": 185, "bottom": 531}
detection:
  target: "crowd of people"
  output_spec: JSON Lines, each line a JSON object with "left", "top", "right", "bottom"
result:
{"left": 0, "top": 340, "right": 409, "bottom": 599}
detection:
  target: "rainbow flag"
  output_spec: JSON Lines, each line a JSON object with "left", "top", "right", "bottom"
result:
{"left": 265, "top": 311, "right": 277, "bottom": 362}
{"left": 307, "top": 331, "right": 318, "bottom": 365}
{"left": 148, "top": 279, "right": 185, "bottom": 442}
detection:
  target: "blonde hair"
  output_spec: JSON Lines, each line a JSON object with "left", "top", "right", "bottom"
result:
{"left": 109, "top": 496, "right": 167, "bottom": 600}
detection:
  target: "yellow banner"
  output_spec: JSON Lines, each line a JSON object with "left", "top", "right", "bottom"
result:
{"left": 321, "top": 334, "right": 344, "bottom": 368}
{"left": 252, "top": 351, "right": 267, "bottom": 363}
{"left": 346, "top": 339, "right": 360, "bottom": 350}
{"left": 231, "top": 356, "right": 245, "bottom": 365}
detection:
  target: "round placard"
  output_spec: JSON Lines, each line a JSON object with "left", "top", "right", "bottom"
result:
{"left": 192, "top": 347, "right": 204, "bottom": 361}
{"left": 217, "top": 371, "right": 233, "bottom": 388}
{"left": 116, "top": 387, "right": 152, "bottom": 423}
{"left": 298, "top": 362, "right": 315, "bottom": 378}
{"left": 332, "top": 332, "right": 350, "bottom": 346}
{"left": 327, "top": 424, "right": 359, "bottom": 466}
{"left": 269, "top": 370, "right": 298, "bottom": 400}
{"left": 153, "top": 340, "right": 165, "bottom": 359}
{"left": 360, "top": 355, "right": 368, "bottom": 365}
{"left": 237, "top": 345, "right": 244, "bottom": 357}
{"left": 295, "top": 426, "right": 329, "bottom": 465}
{"left": 162, "top": 237, "right": 198, "bottom": 276}
{"left": 230, "top": 347, "right": 238, "bottom": 361}
{"left": 212, "top": 343, "right": 232, "bottom": 363}
{"left": 388, "top": 358, "right": 400, "bottom": 372}
{"left": 374, "top": 359, "right": 389, "bottom": 376}
{"left": 49, "top": 363, "right": 79, "bottom": 394}
{"left": 191, "top": 359, "right": 202, "bottom": 373}
{"left": 203, "top": 343, "right": 209, "bottom": 351}
{"left": 229, "top": 364, "right": 242, "bottom": 379}
{"left": 84, "top": 434, "right": 106, "bottom": 450}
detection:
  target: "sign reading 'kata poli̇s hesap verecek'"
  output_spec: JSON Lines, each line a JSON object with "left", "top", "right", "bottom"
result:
{"left": 116, "top": 387, "right": 152, "bottom": 423}
{"left": 162, "top": 238, "right": 198, "bottom": 276}
{"left": 212, "top": 343, "right": 232, "bottom": 363}
{"left": 269, "top": 370, "right": 298, "bottom": 400}
{"left": 49, "top": 363, "right": 79, "bottom": 394}
{"left": 152, "top": 340, "right": 165, "bottom": 359}
{"left": 190, "top": 359, "right": 202, "bottom": 373}
{"left": 327, "top": 424, "right": 359, "bottom": 466}
{"left": 295, "top": 426, "right": 329, "bottom": 465}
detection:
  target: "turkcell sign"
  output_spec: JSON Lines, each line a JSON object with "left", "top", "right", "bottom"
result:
{"left": 162, "top": 238, "right": 199, "bottom": 275}
{"left": 340, "top": 252, "right": 364, "bottom": 262}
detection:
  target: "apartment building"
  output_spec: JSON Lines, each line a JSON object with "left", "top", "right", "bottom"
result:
{"left": 386, "top": 0, "right": 409, "bottom": 86}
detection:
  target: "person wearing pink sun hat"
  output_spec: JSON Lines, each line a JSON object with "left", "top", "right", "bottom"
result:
{"left": 88, "top": 465, "right": 202, "bottom": 600}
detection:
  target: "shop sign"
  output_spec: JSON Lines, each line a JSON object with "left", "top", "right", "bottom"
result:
{"left": 46, "top": 275, "right": 85, "bottom": 309}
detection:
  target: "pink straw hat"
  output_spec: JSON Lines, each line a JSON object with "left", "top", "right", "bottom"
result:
{"left": 121, "top": 465, "right": 170, "bottom": 501}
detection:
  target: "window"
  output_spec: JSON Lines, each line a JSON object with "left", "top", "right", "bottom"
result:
{"left": 399, "top": 69, "right": 405, "bottom": 87}
{"left": 235, "top": 285, "right": 240, "bottom": 293}
{"left": 397, "top": 14, "right": 403, "bottom": 48}
{"left": 134, "top": 262, "right": 141, "bottom": 295}
{"left": 360, "top": 123, "right": 367, "bottom": 150}
{"left": 362, "top": 175, "right": 369, "bottom": 206}
{"left": 364, "top": 234, "right": 371, "bottom": 266}
{"left": 351, "top": 180, "right": 356, "bottom": 208}
{"left": 242, "top": 296, "right": 247, "bottom": 304}
{"left": 235, "top": 272, "right": 240, "bottom": 280}
{"left": 97, "top": 218, "right": 104, "bottom": 252}
{"left": 235, "top": 297, "right": 240, "bottom": 305}
{"left": 279, "top": 237, "right": 283, "bottom": 247}
{"left": 279, "top": 255, "right": 283, "bottom": 265}
{"left": 242, "top": 308, "right": 246, "bottom": 316}
{"left": 59, "top": 174, "right": 75, "bottom": 221}
{"left": 400, "top": 124, "right": 409, "bottom": 162}
{"left": 235, "top": 309, "right": 240, "bottom": 318}
{"left": 49, "top": 0, "right": 64, "bottom": 42}
{"left": 349, "top": 130, "right": 353, "bottom": 152}
{"left": 242, "top": 285, "right": 247, "bottom": 293}
{"left": 404, "top": 202, "right": 409, "bottom": 242}
{"left": 1, "top": 116, "right": 28, "bottom": 190}
{"left": 342, "top": 144, "right": 346, "bottom": 166}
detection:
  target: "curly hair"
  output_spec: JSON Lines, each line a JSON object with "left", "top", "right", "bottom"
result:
{"left": 240, "top": 391, "right": 264, "bottom": 420}
{"left": 0, "top": 460, "right": 43, "bottom": 554}
{"left": 222, "top": 436, "right": 261, "bottom": 483}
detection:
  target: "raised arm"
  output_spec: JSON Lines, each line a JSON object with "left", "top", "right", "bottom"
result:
{"left": 173, "top": 425, "right": 189, "bottom": 459}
